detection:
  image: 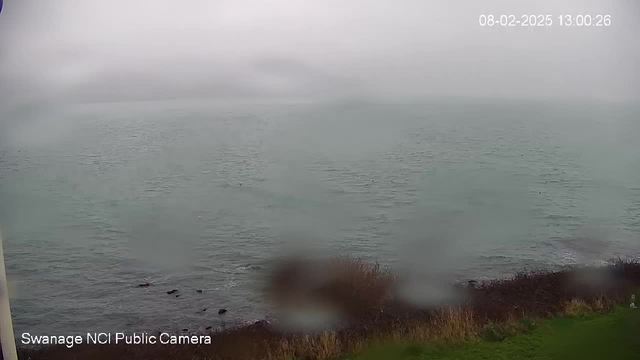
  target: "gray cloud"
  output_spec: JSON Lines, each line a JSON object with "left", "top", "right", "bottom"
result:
{"left": 0, "top": 0, "right": 638, "bottom": 105}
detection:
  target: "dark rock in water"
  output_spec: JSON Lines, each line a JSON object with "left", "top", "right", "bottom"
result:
{"left": 138, "top": 283, "right": 150, "bottom": 287}
{"left": 182, "top": 329, "right": 188, "bottom": 332}
{"left": 196, "top": 289, "right": 203, "bottom": 293}
{"left": 201, "top": 308, "right": 207, "bottom": 312}
{"left": 205, "top": 326, "right": 212, "bottom": 330}
{"left": 218, "top": 308, "right": 228, "bottom": 315}
{"left": 468, "top": 280, "right": 478, "bottom": 288}
{"left": 167, "top": 289, "right": 178, "bottom": 295}
{"left": 175, "top": 295, "right": 180, "bottom": 298}
{"left": 248, "top": 320, "right": 269, "bottom": 330}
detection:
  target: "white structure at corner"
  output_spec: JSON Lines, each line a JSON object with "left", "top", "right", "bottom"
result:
{"left": 0, "top": 233, "right": 18, "bottom": 360}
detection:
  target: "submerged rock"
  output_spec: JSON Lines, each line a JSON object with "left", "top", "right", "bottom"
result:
{"left": 167, "top": 289, "right": 178, "bottom": 295}
{"left": 218, "top": 308, "right": 228, "bottom": 315}
{"left": 138, "top": 283, "right": 150, "bottom": 287}
{"left": 196, "top": 289, "right": 203, "bottom": 293}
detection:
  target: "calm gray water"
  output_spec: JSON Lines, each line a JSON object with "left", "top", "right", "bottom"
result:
{"left": 1, "top": 99, "right": 639, "bottom": 334}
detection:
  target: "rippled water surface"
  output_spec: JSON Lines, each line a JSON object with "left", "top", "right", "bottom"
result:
{"left": 1, "top": 100, "right": 639, "bottom": 334}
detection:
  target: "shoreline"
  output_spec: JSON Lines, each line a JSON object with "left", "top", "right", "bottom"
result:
{"left": 12, "top": 257, "right": 640, "bottom": 360}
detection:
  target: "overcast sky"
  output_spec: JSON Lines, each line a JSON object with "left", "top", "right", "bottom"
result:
{"left": 0, "top": 0, "right": 638, "bottom": 104}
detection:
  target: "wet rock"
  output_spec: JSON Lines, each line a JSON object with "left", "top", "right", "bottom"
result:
{"left": 196, "top": 289, "right": 203, "bottom": 293}
{"left": 175, "top": 295, "right": 181, "bottom": 298}
{"left": 205, "top": 326, "right": 212, "bottom": 330}
{"left": 248, "top": 320, "right": 269, "bottom": 330}
{"left": 182, "top": 328, "right": 188, "bottom": 332}
{"left": 468, "top": 280, "right": 478, "bottom": 289}
{"left": 138, "top": 283, "right": 150, "bottom": 288}
{"left": 218, "top": 308, "right": 228, "bottom": 315}
{"left": 200, "top": 308, "right": 207, "bottom": 312}
{"left": 167, "top": 289, "right": 178, "bottom": 295}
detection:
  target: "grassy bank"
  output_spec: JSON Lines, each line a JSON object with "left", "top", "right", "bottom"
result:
{"left": 13, "top": 258, "right": 640, "bottom": 360}
{"left": 351, "top": 306, "right": 640, "bottom": 360}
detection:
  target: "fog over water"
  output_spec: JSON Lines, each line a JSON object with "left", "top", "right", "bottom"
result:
{"left": 0, "top": 0, "right": 639, "bottom": 334}
{"left": 1, "top": 0, "right": 639, "bottom": 104}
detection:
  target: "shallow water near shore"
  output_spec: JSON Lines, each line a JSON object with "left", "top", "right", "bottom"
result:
{"left": 1, "top": 99, "right": 639, "bottom": 334}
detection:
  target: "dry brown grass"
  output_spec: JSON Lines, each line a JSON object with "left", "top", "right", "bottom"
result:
{"left": 267, "top": 331, "right": 343, "bottom": 360}
{"left": 393, "top": 308, "right": 478, "bottom": 344}
{"left": 563, "top": 298, "right": 593, "bottom": 317}
{"left": 434, "top": 308, "right": 478, "bottom": 340}
{"left": 563, "top": 295, "right": 617, "bottom": 317}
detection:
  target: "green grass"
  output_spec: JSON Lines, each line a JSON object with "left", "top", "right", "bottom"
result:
{"left": 348, "top": 307, "right": 640, "bottom": 360}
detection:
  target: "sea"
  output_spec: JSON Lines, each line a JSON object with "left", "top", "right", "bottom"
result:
{"left": 1, "top": 98, "right": 639, "bottom": 335}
